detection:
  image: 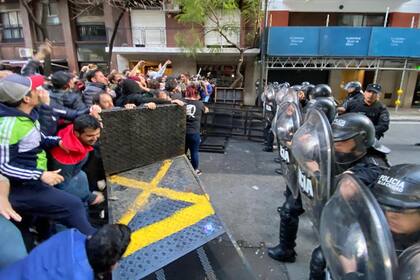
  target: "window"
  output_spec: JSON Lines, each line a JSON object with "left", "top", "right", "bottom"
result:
{"left": 337, "top": 14, "right": 385, "bottom": 27}
{"left": 77, "top": 24, "right": 107, "bottom": 41}
{"left": 1, "top": 11, "right": 23, "bottom": 42}
{"left": 47, "top": 2, "right": 60, "bottom": 25}
{"left": 77, "top": 44, "right": 107, "bottom": 62}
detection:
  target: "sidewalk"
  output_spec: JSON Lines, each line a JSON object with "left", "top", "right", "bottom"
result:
{"left": 389, "top": 108, "right": 420, "bottom": 122}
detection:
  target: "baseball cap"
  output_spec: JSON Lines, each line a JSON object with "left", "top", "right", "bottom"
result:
{"left": 365, "top": 83, "right": 382, "bottom": 94}
{"left": 29, "top": 75, "right": 45, "bottom": 90}
{"left": 0, "top": 74, "right": 45, "bottom": 104}
{"left": 51, "top": 71, "right": 74, "bottom": 88}
{"left": 0, "top": 74, "right": 31, "bottom": 103}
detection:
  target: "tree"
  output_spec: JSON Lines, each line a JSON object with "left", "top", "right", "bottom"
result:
{"left": 68, "top": 0, "right": 162, "bottom": 70}
{"left": 175, "top": 0, "right": 262, "bottom": 88}
{"left": 21, "top": 0, "right": 52, "bottom": 75}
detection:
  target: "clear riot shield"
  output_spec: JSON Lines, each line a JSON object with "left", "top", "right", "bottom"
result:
{"left": 263, "top": 84, "right": 276, "bottom": 122}
{"left": 320, "top": 174, "right": 398, "bottom": 280}
{"left": 291, "top": 108, "right": 335, "bottom": 231}
{"left": 280, "top": 87, "right": 299, "bottom": 105}
{"left": 272, "top": 85, "right": 295, "bottom": 139}
{"left": 275, "top": 102, "right": 302, "bottom": 198}
{"left": 398, "top": 242, "right": 420, "bottom": 280}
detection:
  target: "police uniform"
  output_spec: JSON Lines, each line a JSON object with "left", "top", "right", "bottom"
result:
{"left": 309, "top": 113, "right": 391, "bottom": 280}
{"left": 345, "top": 84, "right": 390, "bottom": 140}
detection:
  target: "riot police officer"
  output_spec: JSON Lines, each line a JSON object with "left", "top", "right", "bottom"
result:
{"left": 267, "top": 97, "right": 337, "bottom": 263}
{"left": 371, "top": 164, "right": 420, "bottom": 254}
{"left": 262, "top": 83, "right": 277, "bottom": 152}
{"left": 337, "top": 81, "right": 363, "bottom": 114}
{"left": 343, "top": 83, "right": 390, "bottom": 140}
{"left": 309, "top": 113, "right": 390, "bottom": 280}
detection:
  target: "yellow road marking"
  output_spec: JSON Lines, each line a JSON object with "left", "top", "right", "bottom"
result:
{"left": 108, "top": 159, "right": 216, "bottom": 257}
{"left": 124, "top": 196, "right": 214, "bottom": 257}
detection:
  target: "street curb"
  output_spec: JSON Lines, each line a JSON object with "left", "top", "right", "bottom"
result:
{"left": 390, "top": 118, "right": 420, "bottom": 122}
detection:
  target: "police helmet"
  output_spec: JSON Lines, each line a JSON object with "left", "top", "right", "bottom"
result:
{"left": 371, "top": 164, "right": 420, "bottom": 211}
{"left": 301, "top": 81, "right": 311, "bottom": 87}
{"left": 343, "top": 81, "right": 362, "bottom": 92}
{"left": 310, "top": 84, "right": 332, "bottom": 99}
{"left": 301, "top": 84, "right": 315, "bottom": 100}
{"left": 307, "top": 97, "right": 336, "bottom": 124}
{"left": 291, "top": 84, "right": 302, "bottom": 91}
{"left": 282, "top": 82, "right": 290, "bottom": 88}
{"left": 332, "top": 113, "right": 376, "bottom": 164}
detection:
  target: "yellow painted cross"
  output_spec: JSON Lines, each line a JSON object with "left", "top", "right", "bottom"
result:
{"left": 108, "top": 159, "right": 215, "bottom": 257}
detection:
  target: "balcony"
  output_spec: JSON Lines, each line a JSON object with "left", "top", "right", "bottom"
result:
{"left": 77, "top": 24, "right": 107, "bottom": 42}
{"left": 107, "top": 26, "right": 257, "bottom": 49}
{"left": 267, "top": 26, "right": 420, "bottom": 58}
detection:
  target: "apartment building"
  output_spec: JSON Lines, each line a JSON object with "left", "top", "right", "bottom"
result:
{"left": 266, "top": 0, "right": 420, "bottom": 108}
{"left": 1, "top": 0, "right": 420, "bottom": 108}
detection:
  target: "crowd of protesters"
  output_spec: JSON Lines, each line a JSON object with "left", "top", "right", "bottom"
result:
{"left": 0, "top": 42, "right": 213, "bottom": 279}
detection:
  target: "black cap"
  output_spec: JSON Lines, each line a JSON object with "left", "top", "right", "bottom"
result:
{"left": 51, "top": 71, "right": 74, "bottom": 89}
{"left": 366, "top": 83, "right": 382, "bottom": 94}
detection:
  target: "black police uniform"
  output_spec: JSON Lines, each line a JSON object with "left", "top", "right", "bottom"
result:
{"left": 263, "top": 102, "right": 276, "bottom": 151}
{"left": 345, "top": 100, "right": 390, "bottom": 140}
{"left": 342, "top": 90, "right": 364, "bottom": 110}
{"left": 309, "top": 112, "right": 390, "bottom": 280}
{"left": 309, "top": 149, "right": 390, "bottom": 280}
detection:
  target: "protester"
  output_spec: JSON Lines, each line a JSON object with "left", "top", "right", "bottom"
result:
{"left": 0, "top": 74, "right": 96, "bottom": 235}
{"left": 0, "top": 175, "right": 27, "bottom": 268}
{"left": 0, "top": 224, "right": 131, "bottom": 280}
{"left": 183, "top": 84, "right": 209, "bottom": 175}
{"left": 49, "top": 115, "right": 104, "bottom": 206}
{"left": 83, "top": 69, "right": 113, "bottom": 106}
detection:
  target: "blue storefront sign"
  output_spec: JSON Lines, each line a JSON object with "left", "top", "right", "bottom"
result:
{"left": 319, "top": 27, "right": 371, "bottom": 57}
{"left": 368, "top": 27, "right": 420, "bottom": 57}
{"left": 268, "top": 27, "right": 320, "bottom": 56}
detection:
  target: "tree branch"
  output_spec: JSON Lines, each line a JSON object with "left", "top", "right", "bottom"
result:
{"left": 22, "top": 0, "right": 48, "bottom": 39}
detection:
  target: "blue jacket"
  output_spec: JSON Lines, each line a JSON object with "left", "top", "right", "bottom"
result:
{"left": 0, "top": 104, "right": 60, "bottom": 181}
{"left": 0, "top": 229, "right": 94, "bottom": 280}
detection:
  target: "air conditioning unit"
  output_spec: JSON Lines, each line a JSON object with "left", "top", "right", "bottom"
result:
{"left": 18, "top": 48, "right": 33, "bottom": 58}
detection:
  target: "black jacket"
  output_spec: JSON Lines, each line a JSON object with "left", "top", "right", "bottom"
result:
{"left": 342, "top": 90, "right": 364, "bottom": 109}
{"left": 346, "top": 100, "right": 390, "bottom": 139}
{"left": 38, "top": 88, "right": 89, "bottom": 135}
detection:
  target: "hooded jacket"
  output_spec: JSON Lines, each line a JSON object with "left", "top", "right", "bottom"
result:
{"left": 0, "top": 103, "right": 61, "bottom": 181}
{"left": 0, "top": 229, "right": 94, "bottom": 280}
{"left": 50, "top": 124, "right": 92, "bottom": 165}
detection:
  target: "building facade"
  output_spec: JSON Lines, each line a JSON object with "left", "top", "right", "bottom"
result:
{"left": 266, "top": 0, "right": 420, "bottom": 108}
{"left": 1, "top": 0, "right": 420, "bottom": 108}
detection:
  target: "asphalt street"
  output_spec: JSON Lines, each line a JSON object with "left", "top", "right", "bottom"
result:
{"left": 199, "top": 121, "right": 420, "bottom": 280}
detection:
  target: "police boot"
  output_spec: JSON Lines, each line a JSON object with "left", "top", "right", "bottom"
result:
{"left": 274, "top": 157, "right": 281, "bottom": 163}
{"left": 308, "top": 246, "right": 326, "bottom": 280}
{"left": 275, "top": 168, "right": 283, "bottom": 175}
{"left": 267, "top": 208, "right": 299, "bottom": 262}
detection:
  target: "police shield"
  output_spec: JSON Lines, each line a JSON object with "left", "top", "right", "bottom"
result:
{"left": 275, "top": 101, "right": 302, "bottom": 198}
{"left": 263, "top": 84, "right": 276, "bottom": 121}
{"left": 320, "top": 174, "right": 398, "bottom": 280}
{"left": 398, "top": 242, "right": 420, "bottom": 280}
{"left": 291, "top": 108, "right": 335, "bottom": 231}
{"left": 272, "top": 86, "right": 296, "bottom": 136}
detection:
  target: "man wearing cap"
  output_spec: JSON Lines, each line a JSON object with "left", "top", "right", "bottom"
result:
{"left": 0, "top": 74, "right": 96, "bottom": 235}
{"left": 343, "top": 83, "right": 390, "bottom": 140}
